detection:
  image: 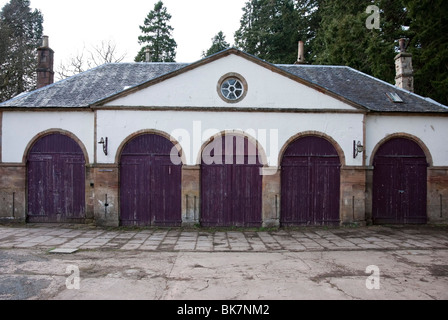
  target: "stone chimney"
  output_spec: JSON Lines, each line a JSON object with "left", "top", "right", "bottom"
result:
{"left": 395, "top": 38, "right": 413, "bottom": 92}
{"left": 145, "top": 47, "right": 151, "bottom": 62}
{"left": 37, "top": 36, "right": 54, "bottom": 89}
{"left": 295, "top": 41, "right": 306, "bottom": 65}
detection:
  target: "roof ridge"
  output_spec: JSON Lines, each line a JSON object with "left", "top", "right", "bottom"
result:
{"left": 276, "top": 64, "right": 348, "bottom": 69}
{"left": 106, "top": 62, "right": 190, "bottom": 65}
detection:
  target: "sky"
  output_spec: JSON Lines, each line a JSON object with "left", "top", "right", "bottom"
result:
{"left": 1, "top": 0, "right": 247, "bottom": 72}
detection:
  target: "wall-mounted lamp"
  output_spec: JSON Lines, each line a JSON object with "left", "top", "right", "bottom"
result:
{"left": 353, "top": 140, "right": 364, "bottom": 159}
{"left": 98, "top": 137, "right": 108, "bottom": 156}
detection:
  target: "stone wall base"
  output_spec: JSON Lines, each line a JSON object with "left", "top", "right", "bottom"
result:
{"left": 428, "top": 168, "right": 448, "bottom": 224}
{"left": 1, "top": 164, "right": 447, "bottom": 227}
{"left": 0, "top": 165, "right": 26, "bottom": 222}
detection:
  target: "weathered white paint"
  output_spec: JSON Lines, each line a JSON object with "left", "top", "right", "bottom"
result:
{"left": 96, "top": 110, "right": 364, "bottom": 167}
{"left": 2, "top": 111, "right": 94, "bottom": 163}
{"left": 105, "top": 54, "right": 356, "bottom": 111}
{"left": 366, "top": 115, "right": 448, "bottom": 166}
{"left": 3, "top": 111, "right": 446, "bottom": 169}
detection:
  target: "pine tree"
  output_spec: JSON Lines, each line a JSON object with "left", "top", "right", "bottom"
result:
{"left": 295, "top": 0, "right": 323, "bottom": 63}
{"left": 0, "top": 19, "right": 12, "bottom": 68}
{"left": 135, "top": 1, "right": 177, "bottom": 62}
{"left": 233, "top": 0, "right": 447, "bottom": 104}
{"left": 202, "top": 31, "right": 230, "bottom": 58}
{"left": 235, "top": 0, "right": 301, "bottom": 64}
{"left": 313, "top": 0, "right": 408, "bottom": 83}
{"left": 405, "top": 0, "right": 448, "bottom": 105}
{"left": 0, "top": 0, "right": 43, "bottom": 102}
{"left": 313, "top": 1, "right": 372, "bottom": 72}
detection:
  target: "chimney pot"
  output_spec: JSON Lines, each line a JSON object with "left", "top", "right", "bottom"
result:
{"left": 42, "top": 35, "right": 49, "bottom": 48}
{"left": 295, "top": 41, "right": 306, "bottom": 65}
{"left": 145, "top": 47, "right": 151, "bottom": 63}
{"left": 399, "top": 38, "right": 406, "bottom": 53}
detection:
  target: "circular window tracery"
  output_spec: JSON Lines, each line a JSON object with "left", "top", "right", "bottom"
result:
{"left": 221, "top": 78, "right": 244, "bottom": 101}
{"left": 217, "top": 73, "right": 248, "bottom": 103}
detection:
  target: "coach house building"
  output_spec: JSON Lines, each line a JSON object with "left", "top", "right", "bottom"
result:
{"left": 1, "top": 40, "right": 447, "bottom": 227}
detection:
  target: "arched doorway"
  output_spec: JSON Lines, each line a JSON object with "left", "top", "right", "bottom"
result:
{"left": 27, "top": 133, "right": 86, "bottom": 223}
{"left": 120, "top": 134, "right": 182, "bottom": 226}
{"left": 373, "top": 137, "right": 428, "bottom": 224}
{"left": 201, "top": 134, "right": 263, "bottom": 227}
{"left": 281, "top": 136, "right": 341, "bottom": 226}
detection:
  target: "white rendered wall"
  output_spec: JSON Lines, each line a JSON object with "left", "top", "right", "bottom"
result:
{"left": 2, "top": 111, "right": 94, "bottom": 163}
{"left": 5, "top": 111, "right": 445, "bottom": 167}
{"left": 97, "top": 110, "right": 364, "bottom": 167}
{"left": 366, "top": 115, "right": 448, "bottom": 166}
{"left": 4, "top": 112, "right": 446, "bottom": 168}
{"left": 105, "top": 54, "right": 356, "bottom": 111}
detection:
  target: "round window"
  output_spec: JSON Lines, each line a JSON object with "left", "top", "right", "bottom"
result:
{"left": 217, "top": 73, "right": 248, "bottom": 103}
{"left": 221, "top": 78, "right": 244, "bottom": 101}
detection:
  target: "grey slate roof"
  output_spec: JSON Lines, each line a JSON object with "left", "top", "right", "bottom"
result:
{"left": 278, "top": 64, "right": 448, "bottom": 113}
{"left": 1, "top": 49, "right": 447, "bottom": 113}
{"left": 0, "top": 63, "right": 188, "bottom": 108}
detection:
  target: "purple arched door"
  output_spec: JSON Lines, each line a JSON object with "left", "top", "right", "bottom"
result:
{"left": 373, "top": 138, "right": 428, "bottom": 224}
{"left": 27, "top": 133, "right": 86, "bottom": 223}
{"left": 120, "top": 134, "right": 182, "bottom": 226}
{"left": 281, "top": 136, "right": 341, "bottom": 226}
{"left": 201, "top": 135, "right": 263, "bottom": 227}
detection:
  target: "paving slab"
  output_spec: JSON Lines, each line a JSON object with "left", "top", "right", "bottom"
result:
{"left": 49, "top": 248, "right": 79, "bottom": 254}
{"left": 0, "top": 225, "right": 447, "bottom": 254}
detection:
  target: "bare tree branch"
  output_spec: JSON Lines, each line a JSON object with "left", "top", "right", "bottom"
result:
{"left": 89, "top": 40, "right": 126, "bottom": 67}
{"left": 55, "top": 40, "right": 127, "bottom": 80}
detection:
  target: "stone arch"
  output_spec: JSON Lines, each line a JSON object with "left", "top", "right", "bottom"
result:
{"left": 278, "top": 131, "right": 346, "bottom": 168}
{"left": 196, "top": 129, "right": 269, "bottom": 167}
{"left": 370, "top": 133, "right": 433, "bottom": 167}
{"left": 23, "top": 129, "right": 89, "bottom": 164}
{"left": 115, "top": 129, "right": 187, "bottom": 165}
